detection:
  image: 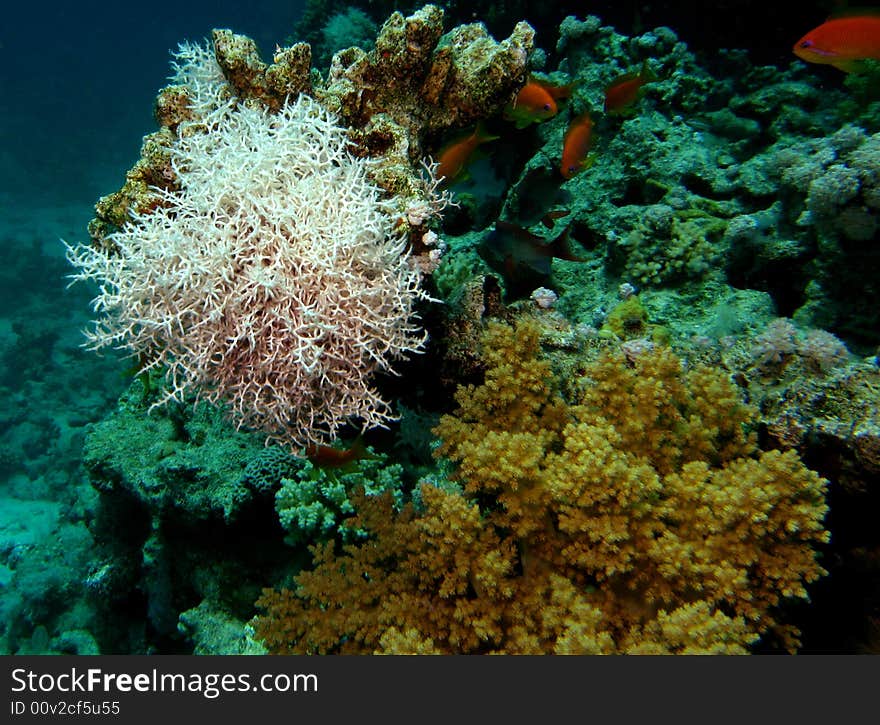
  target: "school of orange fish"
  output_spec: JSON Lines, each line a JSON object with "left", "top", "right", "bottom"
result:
{"left": 435, "top": 10, "right": 880, "bottom": 186}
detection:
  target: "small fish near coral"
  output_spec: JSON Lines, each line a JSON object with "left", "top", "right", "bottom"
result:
{"left": 435, "top": 122, "right": 499, "bottom": 184}
{"left": 479, "top": 219, "right": 585, "bottom": 298}
{"left": 560, "top": 112, "right": 596, "bottom": 179}
{"left": 303, "top": 438, "right": 374, "bottom": 470}
{"left": 503, "top": 77, "right": 574, "bottom": 128}
{"left": 794, "top": 12, "right": 880, "bottom": 72}
{"left": 604, "top": 59, "right": 658, "bottom": 114}
{"left": 505, "top": 166, "right": 574, "bottom": 228}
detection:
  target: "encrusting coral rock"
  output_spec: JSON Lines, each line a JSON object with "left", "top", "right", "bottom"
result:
{"left": 319, "top": 5, "right": 532, "bottom": 163}
{"left": 87, "top": 5, "right": 531, "bottom": 252}
{"left": 254, "top": 319, "right": 829, "bottom": 653}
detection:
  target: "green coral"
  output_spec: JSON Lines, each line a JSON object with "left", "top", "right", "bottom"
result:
{"left": 622, "top": 214, "right": 728, "bottom": 287}
{"left": 82, "top": 381, "right": 266, "bottom": 522}
{"left": 275, "top": 449, "right": 406, "bottom": 545}
{"left": 600, "top": 295, "right": 669, "bottom": 343}
{"left": 316, "top": 7, "right": 377, "bottom": 68}
{"left": 601, "top": 296, "right": 649, "bottom": 338}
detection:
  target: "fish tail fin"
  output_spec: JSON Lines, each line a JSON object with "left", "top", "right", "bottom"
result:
{"left": 549, "top": 225, "right": 588, "bottom": 263}
{"left": 548, "top": 81, "right": 577, "bottom": 100}
{"left": 474, "top": 120, "right": 501, "bottom": 143}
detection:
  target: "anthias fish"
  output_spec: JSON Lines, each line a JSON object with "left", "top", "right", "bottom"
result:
{"left": 304, "top": 439, "right": 371, "bottom": 469}
{"left": 604, "top": 59, "right": 657, "bottom": 114}
{"left": 504, "top": 78, "right": 574, "bottom": 128}
{"left": 560, "top": 113, "right": 595, "bottom": 179}
{"left": 435, "top": 123, "right": 499, "bottom": 183}
{"left": 794, "top": 14, "right": 880, "bottom": 72}
{"left": 479, "top": 220, "right": 585, "bottom": 297}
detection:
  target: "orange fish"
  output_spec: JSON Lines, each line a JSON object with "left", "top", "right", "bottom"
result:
{"left": 604, "top": 59, "right": 657, "bottom": 114}
{"left": 304, "top": 438, "right": 372, "bottom": 469}
{"left": 794, "top": 14, "right": 880, "bottom": 72}
{"left": 504, "top": 78, "right": 574, "bottom": 128}
{"left": 435, "top": 123, "right": 499, "bottom": 184}
{"left": 560, "top": 113, "right": 595, "bottom": 180}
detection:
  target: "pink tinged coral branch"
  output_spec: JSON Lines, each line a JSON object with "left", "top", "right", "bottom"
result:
{"left": 66, "top": 84, "right": 436, "bottom": 449}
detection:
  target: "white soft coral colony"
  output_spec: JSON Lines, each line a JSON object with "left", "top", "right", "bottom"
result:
{"left": 66, "top": 42, "right": 433, "bottom": 448}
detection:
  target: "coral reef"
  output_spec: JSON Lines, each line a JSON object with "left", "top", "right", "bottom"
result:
{"left": 78, "top": 380, "right": 297, "bottom": 649}
{"left": 762, "top": 127, "right": 880, "bottom": 341}
{"left": 314, "top": 7, "right": 377, "bottom": 69}
{"left": 81, "top": 382, "right": 268, "bottom": 523}
{"left": 757, "top": 363, "right": 880, "bottom": 493}
{"left": 87, "top": 5, "right": 530, "bottom": 253}
{"left": 41, "top": 3, "right": 880, "bottom": 655}
{"left": 0, "top": 503, "right": 98, "bottom": 655}
{"left": 749, "top": 317, "right": 851, "bottom": 379}
{"left": 499, "top": 16, "right": 742, "bottom": 292}
{"left": 254, "top": 320, "right": 829, "bottom": 653}
{"left": 318, "top": 5, "right": 532, "bottom": 164}
{"left": 178, "top": 600, "right": 266, "bottom": 655}
{"left": 716, "top": 318, "right": 879, "bottom": 494}
{"left": 433, "top": 11, "right": 880, "bottom": 361}
{"left": 71, "top": 5, "right": 544, "bottom": 450}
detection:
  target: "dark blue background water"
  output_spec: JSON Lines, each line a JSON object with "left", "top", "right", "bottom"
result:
{"left": 1, "top": 0, "right": 306, "bottom": 207}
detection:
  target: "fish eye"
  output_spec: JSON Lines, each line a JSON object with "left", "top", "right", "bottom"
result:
{"left": 543, "top": 103, "right": 551, "bottom": 111}
{"left": 799, "top": 40, "right": 812, "bottom": 48}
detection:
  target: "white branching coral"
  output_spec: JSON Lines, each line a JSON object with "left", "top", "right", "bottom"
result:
{"left": 66, "top": 85, "right": 432, "bottom": 448}
{"left": 168, "top": 40, "right": 229, "bottom": 118}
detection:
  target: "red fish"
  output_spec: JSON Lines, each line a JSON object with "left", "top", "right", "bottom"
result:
{"left": 560, "top": 113, "right": 595, "bottom": 180}
{"left": 604, "top": 59, "right": 657, "bottom": 114}
{"left": 304, "top": 438, "right": 372, "bottom": 469}
{"left": 435, "top": 123, "right": 499, "bottom": 184}
{"left": 794, "top": 14, "right": 880, "bottom": 72}
{"left": 504, "top": 78, "right": 574, "bottom": 128}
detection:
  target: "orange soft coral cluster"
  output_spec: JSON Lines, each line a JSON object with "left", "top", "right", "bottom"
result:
{"left": 254, "top": 320, "right": 829, "bottom": 653}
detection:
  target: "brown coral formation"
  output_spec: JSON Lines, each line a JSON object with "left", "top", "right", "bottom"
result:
{"left": 321, "top": 5, "right": 532, "bottom": 165}
{"left": 254, "top": 319, "right": 829, "bottom": 654}
{"left": 87, "top": 129, "right": 177, "bottom": 252}
{"left": 87, "top": 4, "right": 532, "bottom": 250}
{"left": 211, "top": 29, "right": 313, "bottom": 111}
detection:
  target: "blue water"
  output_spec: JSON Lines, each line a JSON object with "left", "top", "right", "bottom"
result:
{"left": 2, "top": 0, "right": 305, "bottom": 207}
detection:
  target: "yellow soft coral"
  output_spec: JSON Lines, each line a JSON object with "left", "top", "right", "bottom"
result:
{"left": 255, "top": 319, "right": 829, "bottom": 653}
